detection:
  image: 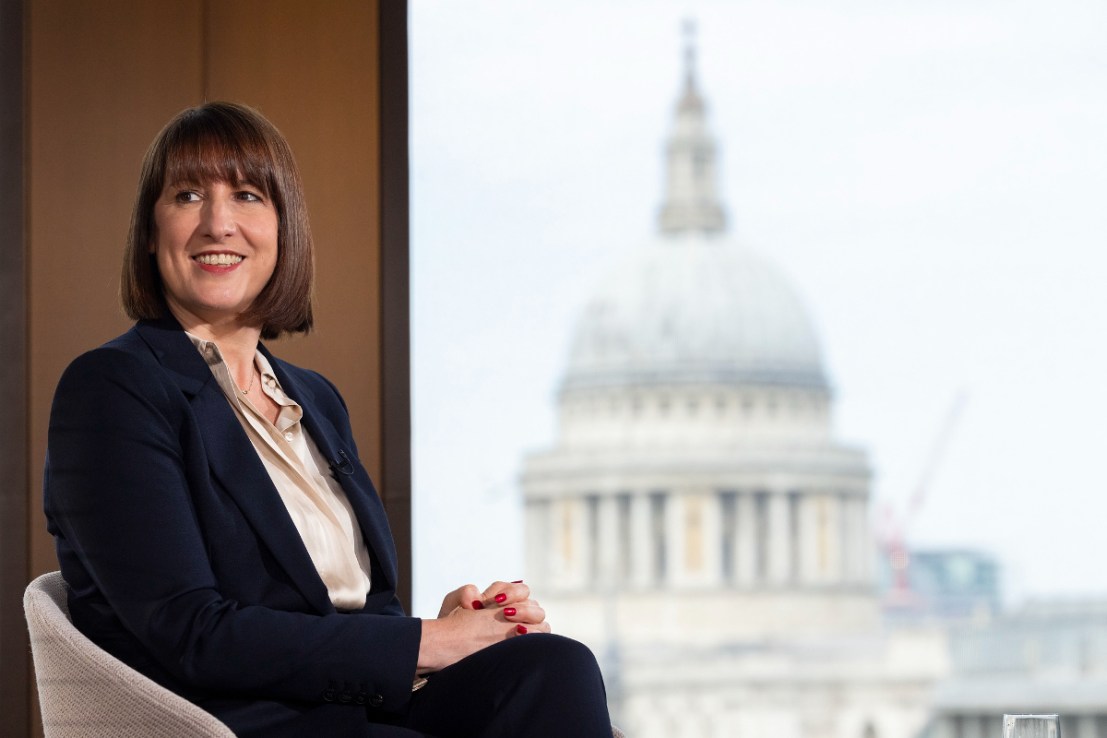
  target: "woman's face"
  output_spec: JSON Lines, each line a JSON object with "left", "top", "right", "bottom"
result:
{"left": 151, "top": 178, "right": 279, "bottom": 332}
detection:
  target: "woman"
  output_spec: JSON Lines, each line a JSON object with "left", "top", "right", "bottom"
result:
{"left": 44, "top": 102, "right": 612, "bottom": 737}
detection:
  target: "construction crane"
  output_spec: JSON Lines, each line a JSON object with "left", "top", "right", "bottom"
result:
{"left": 877, "top": 390, "right": 967, "bottom": 608}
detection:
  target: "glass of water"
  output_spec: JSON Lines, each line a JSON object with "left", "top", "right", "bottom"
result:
{"left": 1003, "top": 714, "right": 1060, "bottom": 738}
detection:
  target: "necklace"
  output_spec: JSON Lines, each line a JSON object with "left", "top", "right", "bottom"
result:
{"left": 238, "top": 367, "right": 257, "bottom": 395}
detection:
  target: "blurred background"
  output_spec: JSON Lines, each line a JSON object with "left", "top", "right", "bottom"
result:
{"left": 410, "top": 2, "right": 1107, "bottom": 736}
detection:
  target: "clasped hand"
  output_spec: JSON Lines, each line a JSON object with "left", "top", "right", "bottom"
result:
{"left": 417, "top": 581, "right": 550, "bottom": 674}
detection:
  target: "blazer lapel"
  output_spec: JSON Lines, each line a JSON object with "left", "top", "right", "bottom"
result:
{"left": 134, "top": 319, "right": 334, "bottom": 614}
{"left": 262, "top": 350, "right": 401, "bottom": 595}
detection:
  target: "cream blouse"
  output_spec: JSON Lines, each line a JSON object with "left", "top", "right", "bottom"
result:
{"left": 188, "top": 334, "right": 373, "bottom": 610}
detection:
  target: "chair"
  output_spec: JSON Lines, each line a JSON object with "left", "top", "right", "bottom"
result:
{"left": 25, "top": 571, "right": 628, "bottom": 737}
{"left": 23, "top": 571, "right": 235, "bottom": 738}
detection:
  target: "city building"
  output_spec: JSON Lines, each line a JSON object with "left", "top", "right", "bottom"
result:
{"left": 925, "top": 599, "right": 1107, "bottom": 738}
{"left": 520, "top": 37, "right": 947, "bottom": 738}
{"left": 880, "top": 549, "right": 1001, "bottom": 623}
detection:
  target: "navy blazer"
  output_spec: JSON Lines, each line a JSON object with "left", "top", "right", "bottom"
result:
{"left": 44, "top": 317, "right": 422, "bottom": 731}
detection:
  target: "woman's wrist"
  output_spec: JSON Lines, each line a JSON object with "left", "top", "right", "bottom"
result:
{"left": 417, "top": 617, "right": 451, "bottom": 673}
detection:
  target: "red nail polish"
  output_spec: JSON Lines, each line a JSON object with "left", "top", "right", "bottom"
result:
{"left": 494, "top": 593, "right": 507, "bottom": 604}
{"left": 504, "top": 607, "right": 517, "bottom": 617}
{"left": 516, "top": 624, "right": 528, "bottom": 635}
{"left": 471, "top": 600, "right": 484, "bottom": 610}
{"left": 511, "top": 580, "right": 524, "bottom": 584}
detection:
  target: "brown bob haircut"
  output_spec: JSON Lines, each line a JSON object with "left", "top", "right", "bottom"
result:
{"left": 121, "top": 101, "right": 314, "bottom": 338}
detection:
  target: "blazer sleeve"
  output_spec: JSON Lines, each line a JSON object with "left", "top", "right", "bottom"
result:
{"left": 44, "top": 346, "right": 422, "bottom": 710}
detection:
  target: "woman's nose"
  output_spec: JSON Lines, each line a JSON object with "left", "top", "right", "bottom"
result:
{"left": 200, "top": 196, "right": 236, "bottom": 239}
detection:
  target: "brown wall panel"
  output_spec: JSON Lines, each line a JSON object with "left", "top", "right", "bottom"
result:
{"left": 27, "top": 0, "right": 385, "bottom": 575}
{"left": 205, "top": 0, "right": 383, "bottom": 479}
{"left": 27, "top": 0, "right": 205, "bottom": 577}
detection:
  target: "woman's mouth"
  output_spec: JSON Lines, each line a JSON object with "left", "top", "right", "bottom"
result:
{"left": 194, "top": 253, "right": 244, "bottom": 266}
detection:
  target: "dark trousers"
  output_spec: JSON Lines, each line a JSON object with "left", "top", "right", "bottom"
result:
{"left": 402, "top": 633, "right": 612, "bottom": 738}
{"left": 219, "top": 634, "right": 612, "bottom": 737}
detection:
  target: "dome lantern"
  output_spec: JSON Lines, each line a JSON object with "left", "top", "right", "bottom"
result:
{"left": 658, "top": 21, "right": 727, "bottom": 236}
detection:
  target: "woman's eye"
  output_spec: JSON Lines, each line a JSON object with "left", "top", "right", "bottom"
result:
{"left": 174, "top": 190, "right": 201, "bottom": 203}
{"left": 236, "top": 190, "right": 263, "bottom": 202}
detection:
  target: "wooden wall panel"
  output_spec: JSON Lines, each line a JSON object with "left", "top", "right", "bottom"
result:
{"left": 27, "top": 0, "right": 205, "bottom": 576}
{"left": 27, "top": 0, "right": 386, "bottom": 577}
{"left": 205, "top": 0, "right": 384, "bottom": 478}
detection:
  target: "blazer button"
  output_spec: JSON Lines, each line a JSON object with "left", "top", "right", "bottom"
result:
{"left": 368, "top": 694, "right": 384, "bottom": 708}
{"left": 323, "top": 689, "right": 336, "bottom": 702}
{"left": 338, "top": 693, "right": 353, "bottom": 704}
{"left": 354, "top": 694, "right": 366, "bottom": 705}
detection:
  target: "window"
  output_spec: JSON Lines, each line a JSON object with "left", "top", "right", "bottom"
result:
{"left": 412, "top": 3, "right": 1107, "bottom": 734}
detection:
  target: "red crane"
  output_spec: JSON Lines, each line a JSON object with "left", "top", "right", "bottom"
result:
{"left": 877, "top": 390, "right": 967, "bottom": 608}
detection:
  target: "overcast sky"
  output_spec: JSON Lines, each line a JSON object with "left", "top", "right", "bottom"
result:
{"left": 408, "top": 0, "right": 1107, "bottom": 616}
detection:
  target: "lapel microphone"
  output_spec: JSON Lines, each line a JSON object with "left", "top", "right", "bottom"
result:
{"left": 330, "top": 449, "right": 355, "bottom": 476}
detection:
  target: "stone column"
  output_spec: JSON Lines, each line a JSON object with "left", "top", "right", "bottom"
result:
{"left": 630, "top": 492, "right": 653, "bottom": 588}
{"left": 838, "top": 492, "right": 855, "bottom": 585}
{"left": 552, "top": 496, "right": 592, "bottom": 590}
{"left": 717, "top": 491, "right": 736, "bottom": 585}
{"left": 735, "top": 492, "right": 756, "bottom": 586}
{"left": 844, "top": 494, "right": 871, "bottom": 586}
{"left": 768, "top": 492, "right": 792, "bottom": 584}
{"left": 682, "top": 490, "right": 720, "bottom": 586}
{"left": 663, "top": 492, "right": 682, "bottom": 587}
{"left": 549, "top": 497, "right": 573, "bottom": 588}
{"left": 796, "top": 492, "right": 818, "bottom": 585}
{"left": 819, "top": 493, "right": 843, "bottom": 585}
{"left": 596, "top": 494, "right": 620, "bottom": 587}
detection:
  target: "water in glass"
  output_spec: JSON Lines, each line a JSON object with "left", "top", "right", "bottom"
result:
{"left": 1003, "top": 714, "right": 1060, "bottom": 738}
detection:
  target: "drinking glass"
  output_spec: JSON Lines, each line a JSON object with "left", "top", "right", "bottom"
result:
{"left": 1003, "top": 714, "right": 1060, "bottom": 738}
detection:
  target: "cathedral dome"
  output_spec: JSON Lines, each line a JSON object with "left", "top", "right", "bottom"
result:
{"left": 560, "top": 31, "right": 827, "bottom": 398}
{"left": 562, "top": 231, "right": 828, "bottom": 393}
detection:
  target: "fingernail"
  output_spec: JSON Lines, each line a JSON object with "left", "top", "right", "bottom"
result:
{"left": 494, "top": 593, "right": 507, "bottom": 604}
{"left": 516, "top": 624, "right": 528, "bottom": 635}
{"left": 511, "top": 579, "right": 524, "bottom": 583}
{"left": 471, "top": 600, "right": 484, "bottom": 610}
{"left": 504, "top": 607, "right": 517, "bottom": 617}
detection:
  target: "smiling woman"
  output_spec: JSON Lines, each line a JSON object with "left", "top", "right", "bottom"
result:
{"left": 121, "top": 102, "right": 314, "bottom": 343}
{"left": 43, "top": 101, "right": 614, "bottom": 737}
{"left": 152, "top": 179, "right": 279, "bottom": 343}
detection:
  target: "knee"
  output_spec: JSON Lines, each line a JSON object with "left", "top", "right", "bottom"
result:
{"left": 512, "top": 634, "right": 605, "bottom": 690}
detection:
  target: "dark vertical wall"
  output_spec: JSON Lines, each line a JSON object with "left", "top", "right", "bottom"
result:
{"left": 0, "top": 0, "right": 27, "bottom": 734}
{"left": 3, "top": 2, "right": 410, "bottom": 735}
{"left": 378, "top": 0, "right": 412, "bottom": 614}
